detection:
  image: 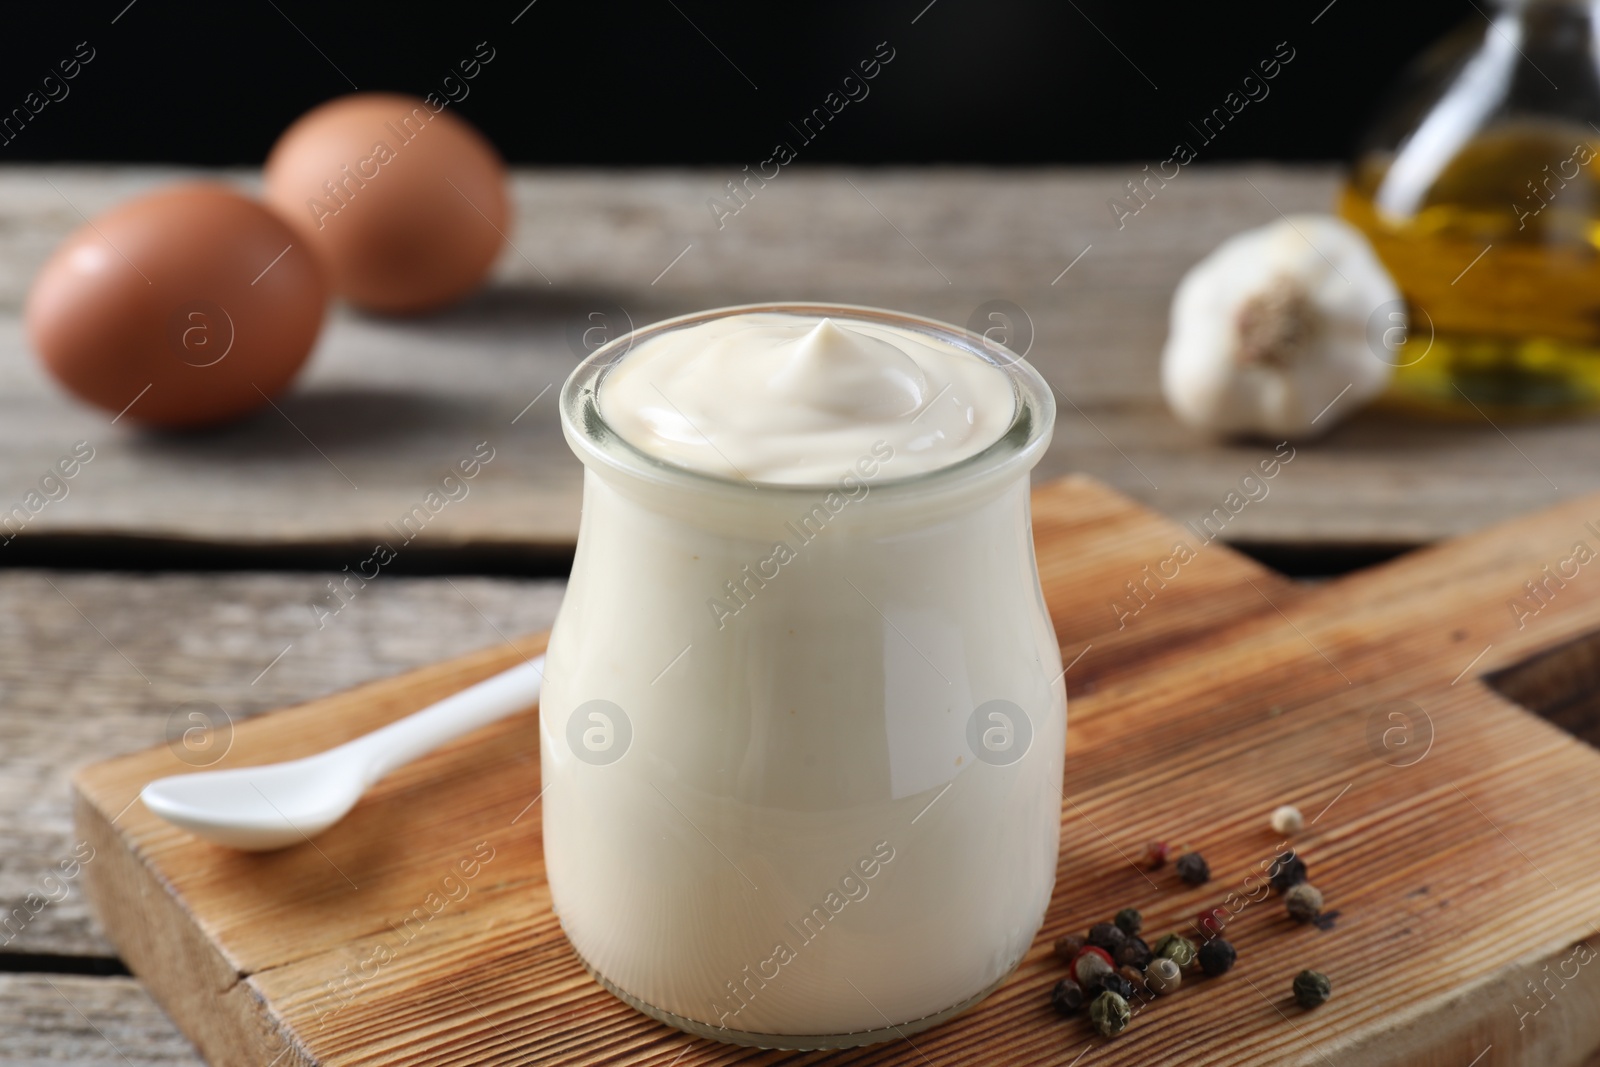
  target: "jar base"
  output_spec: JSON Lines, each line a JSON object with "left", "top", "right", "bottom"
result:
{"left": 575, "top": 952, "right": 1018, "bottom": 1050}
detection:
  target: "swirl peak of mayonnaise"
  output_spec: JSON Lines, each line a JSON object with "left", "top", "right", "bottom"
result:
{"left": 599, "top": 312, "right": 1015, "bottom": 485}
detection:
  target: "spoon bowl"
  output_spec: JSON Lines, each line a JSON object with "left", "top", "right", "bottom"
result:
{"left": 141, "top": 751, "right": 363, "bottom": 850}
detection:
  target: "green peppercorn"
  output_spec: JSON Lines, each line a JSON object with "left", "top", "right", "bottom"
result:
{"left": 1152, "top": 932, "right": 1197, "bottom": 968}
{"left": 1269, "top": 852, "right": 1308, "bottom": 893}
{"left": 1053, "top": 934, "right": 1085, "bottom": 963}
{"left": 1089, "top": 990, "right": 1131, "bottom": 1037}
{"left": 1050, "top": 977, "right": 1087, "bottom": 1016}
{"left": 1176, "top": 850, "right": 1210, "bottom": 885}
{"left": 1114, "top": 935, "right": 1152, "bottom": 971}
{"left": 1197, "top": 937, "right": 1236, "bottom": 977}
{"left": 1114, "top": 907, "right": 1143, "bottom": 937}
{"left": 1118, "top": 965, "right": 1148, "bottom": 997}
{"left": 1293, "top": 969, "right": 1332, "bottom": 1008}
{"left": 1284, "top": 882, "right": 1324, "bottom": 923}
{"left": 1144, "top": 956, "right": 1182, "bottom": 994}
{"left": 1087, "top": 921, "right": 1128, "bottom": 956}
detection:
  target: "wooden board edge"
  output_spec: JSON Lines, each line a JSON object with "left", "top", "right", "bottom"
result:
{"left": 1331, "top": 937, "right": 1600, "bottom": 1067}
{"left": 68, "top": 632, "right": 554, "bottom": 1065}
{"left": 74, "top": 780, "right": 308, "bottom": 1066}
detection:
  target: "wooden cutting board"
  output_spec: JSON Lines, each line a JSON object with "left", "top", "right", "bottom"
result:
{"left": 73, "top": 475, "right": 1600, "bottom": 1066}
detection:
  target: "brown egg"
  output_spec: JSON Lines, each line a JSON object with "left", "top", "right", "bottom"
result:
{"left": 263, "top": 93, "right": 509, "bottom": 314}
{"left": 26, "top": 184, "right": 327, "bottom": 428}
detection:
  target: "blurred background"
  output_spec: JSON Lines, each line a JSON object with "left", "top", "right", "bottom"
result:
{"left": 6, "top": 1, "right": 1466, "bottom": 165}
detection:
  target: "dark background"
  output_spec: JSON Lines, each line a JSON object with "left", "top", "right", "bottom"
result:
{"left": 4, "top": 1, "right": 1468, "bottom": 165}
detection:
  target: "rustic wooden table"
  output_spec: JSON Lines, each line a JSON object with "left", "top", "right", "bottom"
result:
{"left": 5, "top": 165, "right": 1599, "bottom": 1064}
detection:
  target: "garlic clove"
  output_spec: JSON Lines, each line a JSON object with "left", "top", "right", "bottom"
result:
{"left": 1161, "top": 214, "right": 1400, "bottom": 439}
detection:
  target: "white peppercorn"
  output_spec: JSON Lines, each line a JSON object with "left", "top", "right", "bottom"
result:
{"left": 1145, "top": 956, "right": 1182, "bottom": 994}
{"left": 1271, "top": 805, "right": 1305, "bottom": 835}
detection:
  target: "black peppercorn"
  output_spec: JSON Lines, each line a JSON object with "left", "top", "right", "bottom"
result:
{"left": 1114, "top": 907, "right": 1143, "bottom": 937}
{"left": 1118, "top": 965, "right": 1148, "bottom": 997}
{"left": 1176, "top": 850, "right": 1210, "bottom": 885}
{"left": 1053, "top": 934, "right": 1086, "bottom": 963}
{"left": 1293, "top": 969, "right": 1332, "bottom": 1008}
{"left": 1095, "top": 970, "right": 1136, "bottom": 1002}
{"left": 1269, "top": 852, "right": 1308, "bottom": 893}
{"left": 1197, "top": 937, "right": 1236, "bottom": 977}
{"left": 1050, "top": 977, "right": 1087, "bottom": 1016}
{"left": 1087, "top": 922, "right": 1128, "bottom": 956}
{"left": 1114, "top": 935, "right": 1152, "bottom": 971}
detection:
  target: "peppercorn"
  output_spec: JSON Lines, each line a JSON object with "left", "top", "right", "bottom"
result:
{"left": 1095, "top": 970, "right": 1135, "bottom": 1002}
{"left": 1118, "top": 965, "right": 1148, "bottom": 996}
{"left": 1284, "top": 882, "right": 1324, "bottom": 923}
{"left": 1114, "top": 907, "right": 1143, "bottom": 937}
{"left": 1144, "top": 956, "right": 1182, "bottom": 995}
{"left": 1143, "top": 841, "right": 1170, "bottom": 869}
{"left": 1271, "top": 805, "right": 1304, "bottom": 835}
{"left": 1195, "top": 905, "right": 1229, "bottom": 939}
{"left": 1050, "top": 977, "right": 1087, "bottom": 1016}
{"left": 1293, "top": 969, "right": 1332, "bottom": 1008}
{"left": 1089, "top": 990, "right": 1131, "bottom": 1037}
{"left": 1197, "top": 937, "right": 1236, "bottom": 977}
{"left": 1053, "top": 934, "right": 1086, "bottom": 963}
{"left": 1269, "top": 852, "right": 1308, "bottom": 893}
{"left": 1087, "top": 922, "right": 1128, "bottom": 956}
{"left": 1072, "top": 946, "right": 1115, "bottom": 987}
{"left": 1114, "top": 935, "right": 1152, "bottom": 971}
{"left": 1176, "top": 850, "right": 1210, "bottom": 885}
{"left": 1151, "top": 933, "right": 1197, "bottom": 968}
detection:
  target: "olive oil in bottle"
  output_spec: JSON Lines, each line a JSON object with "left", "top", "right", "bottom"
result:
{"left": 1341, "top": 0, "right": 1600, "bottom": 417}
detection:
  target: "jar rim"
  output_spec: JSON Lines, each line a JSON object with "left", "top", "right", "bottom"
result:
{"left": 558, "top": 301, "right": 1057, "bottom": 499}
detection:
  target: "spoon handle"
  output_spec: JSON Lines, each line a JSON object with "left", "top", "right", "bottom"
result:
{"left": 345, "top": 655, "right": 545, "bottom": 785}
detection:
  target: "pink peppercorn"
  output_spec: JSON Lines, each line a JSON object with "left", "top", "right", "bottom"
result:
{"left": 1072, "top": 945, "right": 1115, "bottom": 987}
{"left": 1196, "top": 906, "right": 1229, "bottom": 939}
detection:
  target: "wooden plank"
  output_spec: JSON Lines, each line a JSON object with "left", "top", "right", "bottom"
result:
{"left": 72, "top": 476, "right": 1600, "bottom": 1065}
{"left": 0, "top": 574, "right": 562, "bottom": 958}
{"left": 0, "top": 166, "right": 1594, "bottom": 551}
{"left": 0, "top": 974, "right": 203, "bottom": 1066}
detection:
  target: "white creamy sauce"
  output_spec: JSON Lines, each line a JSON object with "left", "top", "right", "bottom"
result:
{"left": 600, "top": 314, "right": 1015, "bottom": 483}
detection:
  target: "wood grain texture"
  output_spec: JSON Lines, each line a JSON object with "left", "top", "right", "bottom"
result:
{"left": 0, "top": 575, "right": 563, "bottom": 959}
{"left": 73, "top": 476, "right": 1600, "bottom": 1066}
{"left": 0, "top": 974, "right": 204, "bottom": 1066}
{"left": 0, "top": 166, "right": 1594, "bottom": 551}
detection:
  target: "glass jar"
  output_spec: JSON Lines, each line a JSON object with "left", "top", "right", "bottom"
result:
{"left": 1340, "top": 0, "right": 1600, "bottom": 416}
{"left": 540, "top": 303, "right": 1064, "bottom": 1049}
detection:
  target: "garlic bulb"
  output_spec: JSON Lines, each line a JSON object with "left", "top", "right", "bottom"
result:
{"left": 1161, "top": 214, "right": 1400, "bottom": 438}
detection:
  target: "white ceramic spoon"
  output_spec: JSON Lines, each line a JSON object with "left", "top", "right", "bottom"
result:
{"left": 140, "top": 656, "right": 545, "bottom": 851}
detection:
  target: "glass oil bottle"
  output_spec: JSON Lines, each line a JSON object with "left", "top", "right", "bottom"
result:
{"left": 1340, "top": 0, "right": 1600, "bottom": 416}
